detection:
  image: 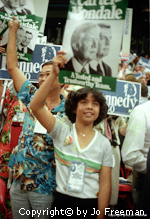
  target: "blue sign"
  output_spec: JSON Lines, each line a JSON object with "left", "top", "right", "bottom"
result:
{"left": 0, "top": 44, "right": 62, "bottom": 82}
{"left": 133, "top": 72, "right": 145, "bottom": 79}
{"left": 125, "top": 53, "right": 136, "bottom": 64}
{"left": 138, "top": 57, "right": 150, "bottom": 70}
{"left": 101, "top": 80, "right": 141, "bottom": 117}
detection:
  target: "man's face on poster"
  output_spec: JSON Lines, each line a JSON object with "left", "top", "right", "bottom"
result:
{"left": 21, "top": 32, "right": 33, "bottom": 47}
{"left": 78, "top": 26, "right": 100, "bottom": 61}
{"left": 97, "top": 27, "right": 112, "bottom": 58}
{"left": 9, "top": 0, "right": 20, "bottom": 9}
{"left": 19, "top": 0, "right": 26, "bottom": 6}
{"left": 16, "top": 28, "right": 24, "bottom": 46}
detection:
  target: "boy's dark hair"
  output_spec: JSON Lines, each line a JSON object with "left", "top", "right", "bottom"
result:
{"left": 42, "top": 60, "right": 53, "bottom": 68}
{"left": 65, "top": 87, "right": 108, "bottom": 126}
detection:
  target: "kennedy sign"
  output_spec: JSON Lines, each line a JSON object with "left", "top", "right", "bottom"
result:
{"left": 0, "top": 44, "right": 61, "bottom": 82}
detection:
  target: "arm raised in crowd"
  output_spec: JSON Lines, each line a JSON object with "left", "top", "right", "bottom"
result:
{"left": 6, "top": 16, "right": 26, "bottom": 92}
{"left": 30, "top": 50, "right": 67, "bottom": 133}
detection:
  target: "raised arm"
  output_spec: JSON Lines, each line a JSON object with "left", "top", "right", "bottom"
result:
{"left": 6, "top": 16, "right": 26, "bottom": 92}
{"left": 30, "top": 51, "right": 67, "bottom": 133}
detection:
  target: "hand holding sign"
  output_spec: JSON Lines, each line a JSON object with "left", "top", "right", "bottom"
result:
{"left": 52, "top": 50, "right": 67, "bottom": 76}
{"left": 8, "top": 16, "right": 20, "bottom": 31}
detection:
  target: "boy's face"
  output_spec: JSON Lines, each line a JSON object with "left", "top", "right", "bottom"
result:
{"left": 74, "top": 93, "right": 100, "bottom": 125}
{"left": 38, "top": 64, "right": 60, "bottom": 91}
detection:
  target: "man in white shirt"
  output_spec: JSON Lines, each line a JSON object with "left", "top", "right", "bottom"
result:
{"left": 64, "top": 22, "right": 101, "bottom": 74}
{"left": 121, "top": 100, "right": 150, "bottom": 210}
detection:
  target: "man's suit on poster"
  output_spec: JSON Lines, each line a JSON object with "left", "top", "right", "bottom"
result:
{"left": 97, "top": 61, "right": 112, "bottom": 77}
{"left": 0, "top": 6, "right": 31, "bottom": 15}
{"left": 16, "top": 8, "right": 32, "bottom": 15}
{"left": 0, "top": 6, "right": 8, "bottom": 13}
{"left": 18, "top": 47, "right": 33, "bottom": 55}
{"left": 65, "top": 58, "right": 98, "bottom": 75}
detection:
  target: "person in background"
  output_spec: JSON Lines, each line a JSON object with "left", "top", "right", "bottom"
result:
{"left": 95, "top": 114, "right": 128, "bottom": 210}
{"left": 124, "top": 73, "right": 137, "bottom": 82}
{"left": 136, "top": 79, "right": 149, "bottom": 105}
{"left": 0, "top": 80, "right": 26, "bottom": 219}
{"left": 121, "top": 100, "right": 150, "bottom": 213}
{"left": 7, "top": 16, "right": 65, "bottom": 219}
{"left": 117, "top": 62, "right": 123, "bottom": 78}
{"left": 133, "top": 64, "right": 142, "bottom": 74}
{"left": 145, "top": 72, "right": 150, "bottom": 86}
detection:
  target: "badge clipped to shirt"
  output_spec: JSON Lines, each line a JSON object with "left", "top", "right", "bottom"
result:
{"left": 16, "top": 111, "right": 25, "bottom": 122}
{"left": 33, "top": 120, "right": 47, "bottom": 134}
{"left": 67, "top": 161, "right": 86, "bottom": 193}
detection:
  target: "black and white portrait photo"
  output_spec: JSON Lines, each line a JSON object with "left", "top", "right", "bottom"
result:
{"left": 64, "top": 22, "right": 101, "bottom": 75}
{"left": 62, "top": 19, "right": 125, "bottom": 77}
{"left": 17, "top": 30, "right": 33, "bottom": 54}
{"left": 1, "top": 24, "right": 38, "bottom": 57}
{"left": 0, "top": 0, "right": 35, "bottom": 15}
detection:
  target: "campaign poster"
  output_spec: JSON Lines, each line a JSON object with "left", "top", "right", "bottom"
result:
{"left": 32, "top": 0, "right": 49, "bottom": 34}
{"left": 138, "top": 57, "right": 150, "bottom": 70}
{"left": 125, "top": 53, "right": 136, "bottom": 65}
{"left": 0, "top": 0, "right": 49, "bottom": 62}
{"left": 0, "top": 44, "right": 62, "bottom": 82}
{"left": 0, "top": 13, "right": 43, "bottom": 62}
{"left": 101, "top": 80, "right": 141, "bottom": 117}
{"left": 0, "top": 0, "right": 35, "bottom": 15}
{"left": 61, "top": 0, "right": 129, "bottom": 79}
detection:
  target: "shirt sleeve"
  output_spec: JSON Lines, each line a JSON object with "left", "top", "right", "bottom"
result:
{"left": 17, "top": 80, "right": 37, "bottom": 107}
{"left": 121, "top": 107, "right": 147, "bottom": 174}
{"left": 49, "top": 116, "right": 70, "bottom": 147}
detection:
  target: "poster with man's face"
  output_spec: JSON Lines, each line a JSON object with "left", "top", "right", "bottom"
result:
{"left": 0, "top": 0, "right": 49, "bottom": 61}
{"left": 63, "top": 20, "right": 123, "bottom": 78}
{"left": 0, "top": 14, "right": 43, "bottom": 62}
{"left": 0, "top": 0, "right": 35, "bottom": 15}
{"left": 61, "top": 0, "right": 129, "bottom": 79}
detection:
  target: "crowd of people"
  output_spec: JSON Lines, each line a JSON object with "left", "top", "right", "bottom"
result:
{"left": 0, "top": 16, "right": 150, "bottom": 219}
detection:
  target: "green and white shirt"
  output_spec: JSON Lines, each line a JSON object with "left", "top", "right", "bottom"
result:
{"left": 50, "top": 117, "right": 113, "bottom": 199}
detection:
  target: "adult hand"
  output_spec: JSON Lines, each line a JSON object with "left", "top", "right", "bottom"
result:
{"left": 52, "top": 51, "right": 67, "bottom": 76}
{"left": 8, "top": 16, "right": 20, "bottom": 32}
